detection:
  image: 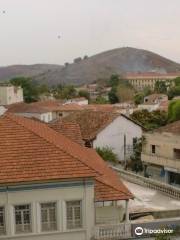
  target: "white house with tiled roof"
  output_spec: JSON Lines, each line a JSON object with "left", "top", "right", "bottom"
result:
{"left": 0, "top": 114, "right": 132, "bottom": 240}
{"left": 64, "top": 111, "right": 143, "bottom": 162}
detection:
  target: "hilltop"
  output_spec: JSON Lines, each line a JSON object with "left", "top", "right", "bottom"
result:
{"left": 0, "top": 47, "right": 180, "bottom": 86}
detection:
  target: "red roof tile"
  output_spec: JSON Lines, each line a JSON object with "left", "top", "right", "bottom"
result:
{"left": 64, "top": 111, "right": 119, "bottom": 140}
{"left": 155, "top": 120, "right": 180, "bottom": 135}
{"left": 0, "top": 114, "right": 133, "bottom": 201}
{"left": 48, "top": 119, "right": 84, "bottom": 146}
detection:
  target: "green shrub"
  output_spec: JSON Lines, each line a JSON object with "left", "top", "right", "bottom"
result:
{"left": 96, "top": 147, "right": 118, "bottom": 164}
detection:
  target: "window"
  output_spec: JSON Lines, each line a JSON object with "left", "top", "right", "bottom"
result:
{"left": 174, "top": 149, "right": 180, "bottom": 159}
{"left": 66, "top": 201, "right": 82, "bottom": 229}
{"left": 151, "top": 145, "right": 156, "bottom": 154}
{"left": 0, "top": 207, "right": 5, "bottom": 235}
{"left": 14, "top": 205, "right": 31, "bottom": 234}
{"left": 40, "top": 202, "right": 57, "bottom": 232}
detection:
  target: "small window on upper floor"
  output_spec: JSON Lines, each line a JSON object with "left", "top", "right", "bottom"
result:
{"left": 151, "top": 145, "right": 156, "bottom": 154}
{"left": 0, "top": 207, "right": 6, "bottom": 236}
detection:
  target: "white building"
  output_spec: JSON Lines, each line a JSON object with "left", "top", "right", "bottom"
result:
{"left": 0, "top": 84, "right": 23, "bottom": 105}
{"left": 138, "top": 94, "right": 168, "bottom": 112}
{"left": 65, "top": 97, "right": 88, "bottom": 106}
{"left": 64, "top": 111, "right": 143, "bottom": 161}
{"left": 7, "top": 103, "right": 53, "bottom": 123}
{"left": 0, "top": 106, "right": 6, "bottom": 116}
{"left": 0, "top": 114, "right": 133, "bottom": 240}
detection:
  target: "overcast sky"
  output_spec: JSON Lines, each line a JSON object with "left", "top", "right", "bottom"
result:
{"left": 0, "top": 0, "right": 180, "bottom": 66}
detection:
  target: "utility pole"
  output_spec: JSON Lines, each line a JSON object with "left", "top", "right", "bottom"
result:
{"left": 124, "top": 134, "right": 127, "bottom": 169}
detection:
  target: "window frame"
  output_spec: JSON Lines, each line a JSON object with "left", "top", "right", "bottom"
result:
{"left": 14, "top": 204, "right": 32, "bottom": 234}
{"left": 40, "top": 201, "right": 57, "bottom": 232}
{"left": 0, "top": 206, "right": 6, "bottom": 236}
{"left": 66, "top": 200, "right": 83, "bottom": 230}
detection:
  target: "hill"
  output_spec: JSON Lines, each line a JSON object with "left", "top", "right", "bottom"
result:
{"left": 0, "top": 47, "right": 180, "bottom": 86}
{"left": 0, "top": 64, "right": 63, "bottom": 82}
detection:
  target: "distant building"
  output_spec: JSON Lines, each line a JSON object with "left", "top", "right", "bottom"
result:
{"left": 65, "top": 97, "right": 88, "bottom": 106}
{"left": 0, "top": 84, "right": 23, "bottom": 105}
{"left": 142, "top": 121, "right": 180, "bottom": 186}
{"left": 124, "top": 72, "right": 180, "bottom": 91}
{"left": 6, "top": 103, "right": 53, "bottom": 123}
{"left": 138, "top": 94, "right": 168, "bottom": 112}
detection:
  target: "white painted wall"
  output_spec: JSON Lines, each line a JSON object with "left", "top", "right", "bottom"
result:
{"left": 65, "top": 99, "right": 88, "bottom": 106}
{"left": 95, "top": 201, "right": 125, "bottom": 224}
{"left": 138, "top": 104, "right": 159, "bottom": 112}
{"left": 93, "top": 116, "right": 142, "bottom": 161}
{"left": 0, "top": 106, "right": 7, "bottom": 116}
{"left": 0, "top": 180, "right": 94, "bottom": 240}
{"left": 0, "top": 86, "right": 23, "bottom": 105}
{"left": 17, "top": 112, "right": 53, "bottom": 123}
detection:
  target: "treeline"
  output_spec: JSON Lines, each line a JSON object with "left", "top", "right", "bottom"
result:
{"left": 9, "top": 77, "right": 85, "bottom": 103}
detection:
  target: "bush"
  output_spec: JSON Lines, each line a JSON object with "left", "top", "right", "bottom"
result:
{"left": 96, "top": 147, "right": 118, "bottom": 164}
{"left": 168, "top": 100, "right": 180, "bottom": 122}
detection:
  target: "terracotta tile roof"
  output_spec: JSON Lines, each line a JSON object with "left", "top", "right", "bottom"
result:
{"left": 84, "top": 104, "right": 116, "bottom": 112}
{"left": 0, "top": 114, "right": 132, "bottom": 201}
{"left": 64, "top": 110, "right": 119, "bottom": 140}
{"left": 48, "top": 119, "right": 84, "bottom": 146}
{"left": 32, "top": 101, "right": 83, "bottom": 112}
{"left": 6, "top": 102, "right": 50, "bottom": 114}
{"left": 155, "top": 120, "right": 180, "bottom": 135}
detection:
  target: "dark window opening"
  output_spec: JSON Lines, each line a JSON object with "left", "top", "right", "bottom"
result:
{"left": 151, "top": 145, "right": 156, "bottom": 154}
{"left": 174, "top": 149, "right": 180, "bottom": 159}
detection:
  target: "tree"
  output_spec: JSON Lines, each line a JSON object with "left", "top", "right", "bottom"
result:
{"left": 10, "top": 77, "right": 39, "bottom": 103}
{"left": 116, "top": 84, "right": 134, "bottom": 102}
{"left": 53, "top": 85, "right": 77, "bottom": 99}
{"left": 174, "top": 77, "right": 180, "bottom": 86}
{"left": 168, "top": 86, "right": 180, "bottom": 99}
{"left": 78, "top": 90, "right": 90, "bottom": 100}
{"left": 96, "top": 147, "right": 118, "bottom": 164}
{"left": 108, "top": 74, "right": 120, "bottom": 87}
{"left": 94, "top": 96, "right": 109, "bottom": 104}
{"left": 168, "top": 100, "right": 180, "bottom": 122}
{"left": 131, "top": 110, "right": 168, "bottom": 130}
{"left": 130, "top": 138, "right": 143, "bottom": 173}
{"left": 134, "top": 93, "right": 144, "bottom": 105}
{"left": 108, "top": 86, "right": 119, "bottom": 104}
{"left": 154, "top": 81, "right": 167, "bottom": 94}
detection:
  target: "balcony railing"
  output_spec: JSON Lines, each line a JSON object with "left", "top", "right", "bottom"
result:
{"left": 142, "top": 153, "right": 180, "bottom": 170}
{"left": 94, "top": 223, "right": 131, "bottom": 240}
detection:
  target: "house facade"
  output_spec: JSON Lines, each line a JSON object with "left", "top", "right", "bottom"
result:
{"left": 142, "top": 121, "right": 180, "bottom": 186}
{"left": 0, "top": 180, "right": 94, "bottom": 240}
{"left": 0, "top": 114, "right": 132, "bottom": 240}
{"left": 0, "top": 84, "right": 23, "bottom": 105}
{"left": 93, "top": 115, "right": 143, "bottom": 162}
